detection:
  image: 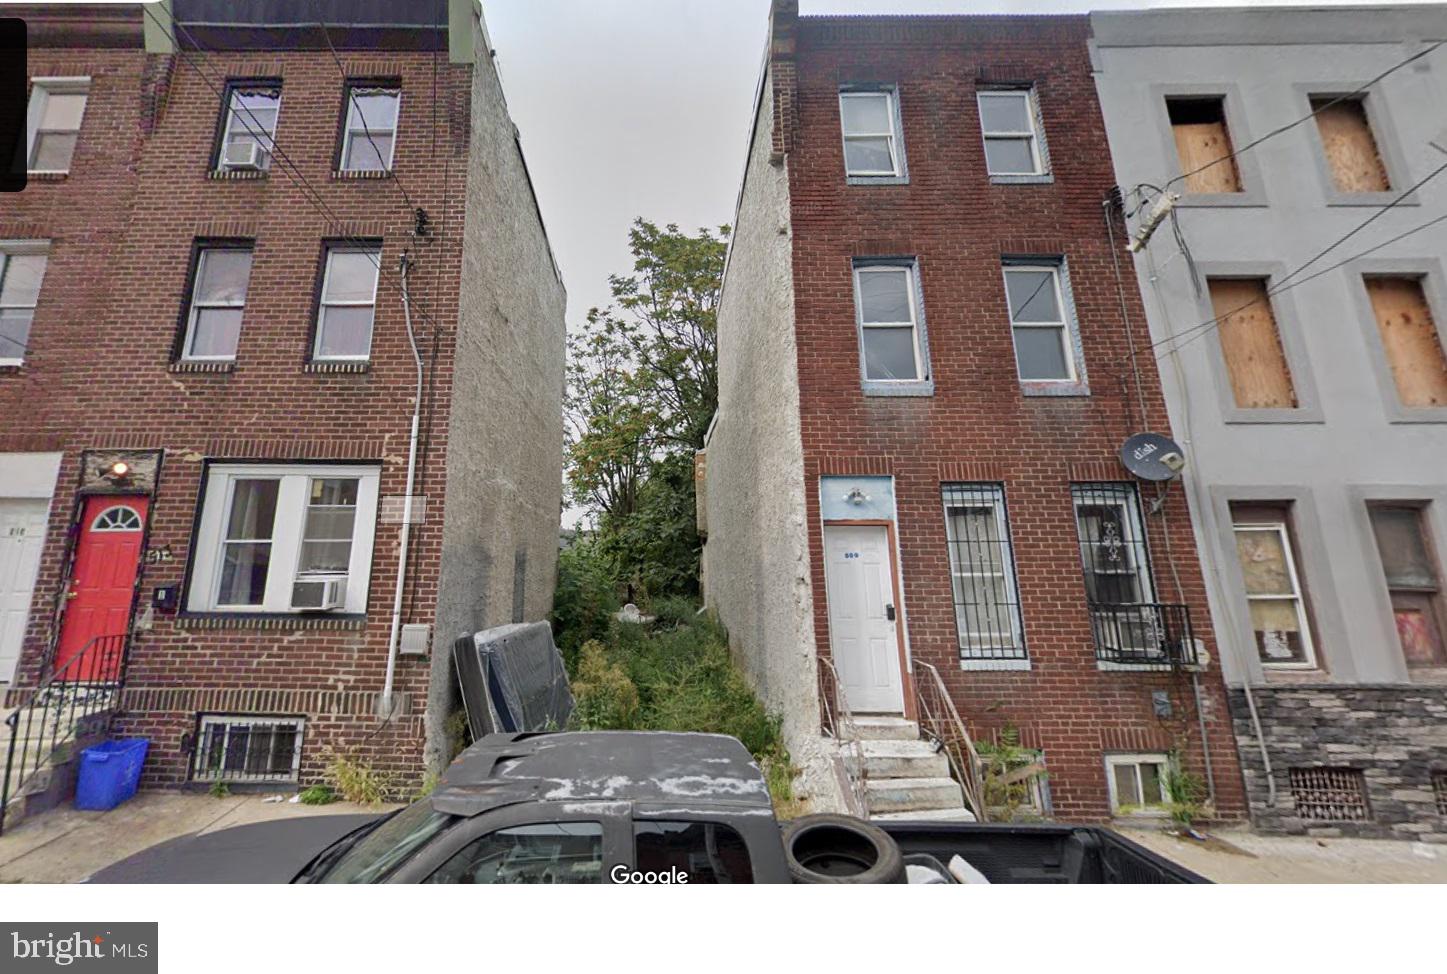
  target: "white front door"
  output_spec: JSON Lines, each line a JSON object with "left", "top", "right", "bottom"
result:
{"left": 823, "top": 524, "right": 905, "bottom": 713}
{"left": 0, "top": 499, "right": 50, "bottom": 683}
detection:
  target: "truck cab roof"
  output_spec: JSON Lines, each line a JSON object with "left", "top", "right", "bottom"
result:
{"left": 429, "top": 731, "right": 773, "bottom": 818}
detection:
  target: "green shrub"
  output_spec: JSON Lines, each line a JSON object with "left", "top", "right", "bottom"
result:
{"left": 571, "top": 640, "right": 641, "bottom": 730}
{"left": 977, "top": 727, "right": 1047, "bottom": 823}
{"left": 326, "top": 753, "right": 390, "bottom": 805}
{"left": 1164, "top": 750, "right": 1206, "bottom": 828}
{"left": 298, "top": 784, "right": 336, "bottom": 805}
{"left": 552, "top": 537, "right": 619, "bottom": 671}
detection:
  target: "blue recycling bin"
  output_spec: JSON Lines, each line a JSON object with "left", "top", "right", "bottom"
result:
{"left": 74, "top": 738, "right": 150, "bottom": 811}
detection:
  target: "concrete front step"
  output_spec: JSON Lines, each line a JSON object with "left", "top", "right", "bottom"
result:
{"left": 871, "top": 806, "right": 978, "bottom": 823}
{"left": 864, "top": 775, "right": 966, "bottom": 815}
{"left": 852, "top": 716, "right": 920, "bottom": 741}
{"left": 860, "top": 738, "right": 950, "bottom": 779}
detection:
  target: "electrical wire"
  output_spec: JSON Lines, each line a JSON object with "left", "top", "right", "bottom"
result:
{"left": 1163, "top": 39, "right": 1445, "bottom": 193}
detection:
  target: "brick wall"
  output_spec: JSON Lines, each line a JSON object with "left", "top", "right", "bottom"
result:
{"left": 785, "top": 14, "right": 1246, "bottom": 822}
{"left": 0, "top": 25, "right": 472, "bottom": 789}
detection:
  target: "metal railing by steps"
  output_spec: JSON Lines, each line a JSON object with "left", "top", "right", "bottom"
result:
{"left": 816, "top": 654, "right": 869, "bottom": 818}
{"left": 1, "top": 634, "right": 126, "bottom": 835}
{"left": 913, "top": 660, "right": 987, "bottom": 822}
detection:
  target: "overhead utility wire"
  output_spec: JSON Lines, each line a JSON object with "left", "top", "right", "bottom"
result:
{"left": 144, "top": 6, "right": 445, "bottom": 333}
{"left": 1163, "top": 39, "right": 1445, "bottom": 192}
{"left": 1148, "top": 156, "right": 1447, "bottom": 360}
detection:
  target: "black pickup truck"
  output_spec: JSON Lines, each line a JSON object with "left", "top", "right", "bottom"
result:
{"left": 90, "top": 730, "right": 1203, "bottom": 884}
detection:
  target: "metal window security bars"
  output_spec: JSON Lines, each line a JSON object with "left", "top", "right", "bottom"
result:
{"left": 942, "top": 484, "right": 1027, "bottom": 661}
{"left": 1289, "top": 767, "right": 1370, "bottom": 821}
{"left": 192, "top": 716, "right": 303, "bottom": 784}
{"left": 1070, "top": 483, "right": 1196, "bottom": 666}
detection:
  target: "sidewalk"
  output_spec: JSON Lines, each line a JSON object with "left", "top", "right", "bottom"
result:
{"left": 0, "top": 791, "right": 400, "bottom": 883}
{"left": 1120, "top": 826, "right": 1447, "bottom": 883}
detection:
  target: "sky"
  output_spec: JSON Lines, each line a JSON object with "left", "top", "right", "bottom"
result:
{"left": 482, "top": 0, "right": 1438, "bottom": 323}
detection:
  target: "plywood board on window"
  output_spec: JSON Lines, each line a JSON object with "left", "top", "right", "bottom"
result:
{"left": 1313, "top": 99, "right": 1389, "bottom": 192}
{"left": 1208, "top": 278, "right": 1296, "bottom": 408}
{"left": 1365, "top": 277, "right": 1447, "bottom": 407}
{"left": 1172, "top": 122, "right": 1241, "bottom": 193}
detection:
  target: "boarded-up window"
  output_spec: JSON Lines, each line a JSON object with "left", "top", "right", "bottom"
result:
{"left": 1232, "top": 504, "right": 1317, "bottom": 668}
{"left": 1312, "top": 97, "right": 1389, "bottom": 193}
{"left": 1368, "top": 504, "right": 1446, "bottom": 667}
{"left": 1364, "top": 277, "right": 1447, "bottom": 408}
{"left": 1208, "top": 278, "right": 1296, "bottom": 409}
{"left": 1167, "top": 98, "right": 1241, "bottom": 193}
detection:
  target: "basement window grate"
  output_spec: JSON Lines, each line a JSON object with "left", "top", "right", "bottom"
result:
{"left": 192, "top": 714, "right": 304, "bottom": 784}
{"left": 1434, "top": 772, "right": 1447, "bottom": 816}
{"left": 1289, "top": 767, "right": 1369, "bottom": 821}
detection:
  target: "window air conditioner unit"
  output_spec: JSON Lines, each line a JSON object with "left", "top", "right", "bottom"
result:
{"left": 222, "top": 140, "right": 263, "bottom": 170}
{"left": 292, "top": 575, "right": 347, "bottom": 611}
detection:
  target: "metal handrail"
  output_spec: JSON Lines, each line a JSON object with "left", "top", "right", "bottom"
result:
{"left": 816, "top": 654, "right": 868, "bottom": 818}
{"left": 912, "top": 660, "right": 986, "bottom": 821}
{"left": 1, "top": 634, "right": 126, "bottom": 835}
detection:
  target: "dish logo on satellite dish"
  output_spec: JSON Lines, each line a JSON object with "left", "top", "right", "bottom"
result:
{"left": 1120, "top": 432, "right": 1186, "bottom": 482}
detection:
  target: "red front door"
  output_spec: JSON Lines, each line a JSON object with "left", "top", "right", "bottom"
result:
{"left": 53, "top": 496, "right": 147, "bottom": 681}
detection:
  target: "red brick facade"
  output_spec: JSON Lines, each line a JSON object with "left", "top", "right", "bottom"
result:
{"left": 781, "top": 13, "right": 1246, "bottom": 822}
{"left": 1, "top": 9, "right": 471, "bottom": 788}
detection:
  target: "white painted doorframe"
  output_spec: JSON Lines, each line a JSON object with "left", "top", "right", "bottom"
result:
{"left": 0, "top": 498, "right": 50, "bottom": 683}
{"left": 822, "top": 521, "right": 906, "bottom": 714}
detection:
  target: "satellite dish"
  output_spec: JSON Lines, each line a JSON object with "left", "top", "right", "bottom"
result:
{"left": 1120, "top": 432, "right": 1186, "bottom": 482}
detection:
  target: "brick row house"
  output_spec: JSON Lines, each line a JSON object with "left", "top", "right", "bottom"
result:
{"left": 0, "top": 0, "right": 564, "bottom": 817}
{"left": 702, "top": 3, "right": 1247, "bottom": 823}
{"left": 1093, "top": 5, "right": 1447, "bottom": 839}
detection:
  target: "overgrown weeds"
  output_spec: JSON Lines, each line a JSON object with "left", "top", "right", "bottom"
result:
{"left": 326, "top": 753, "right": 391, "bottom": 805}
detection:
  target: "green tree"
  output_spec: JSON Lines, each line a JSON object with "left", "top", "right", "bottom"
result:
{"left": 563, "top": 220, "right": 728, "bottom": 604}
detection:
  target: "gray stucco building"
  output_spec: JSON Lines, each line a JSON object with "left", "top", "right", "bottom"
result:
{"left": 1093, "top": 5, "right": 1447, "bottom": 838}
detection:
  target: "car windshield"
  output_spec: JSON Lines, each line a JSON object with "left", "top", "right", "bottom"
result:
{"left": 316, "top": 800, "right": 456, "bottom": 883}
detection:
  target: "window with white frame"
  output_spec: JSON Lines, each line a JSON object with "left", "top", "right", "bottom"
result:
{"left": 186, "top": 464, "right": 379, "bottom": 614}
{"left": 977, "top": 88, "right": 1045, "bottom": 177}
{"left": 0, "top": 243, "right": 48, "bottom": 366}
{"left": 1231, "top": 506, "right": 1317, "bottom": 668}
{"left": 217, "top": 82, "right": 281, "bottom": 171}
{"left": 853, "top": 261, "right": 925, "bottom": 383}
{"left": 27, "top": 78, "right": 89, "bottom": 173}
{"left": 838, "top": 88, "right": 904, "bottom": 179}
{"left": 340, "top": 85, "right": 400, "bottom": 172}
{"left": 314, "top": 245, "right": 381, "bottom": 361}
{"left": 942, "top": 484, "right": 1026, "bottom": 661}
{"left": 180, "top": 245, "right": 253, "bottom": 361}
{"left": 1105, "top": 753, "right": 1171, "bottom": 816}
{"left": 1004, "top": 263, "right": 1075, "bottom": 382}
{"left": 192, "top": 715, "right": 304, "bottom": 783}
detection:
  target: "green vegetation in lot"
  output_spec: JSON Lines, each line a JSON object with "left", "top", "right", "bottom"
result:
{"left": 565, "top": 599, "right": 798, "bottom": 810}
{"left": 297, "top": 784, "right": 337, "bottom": 806}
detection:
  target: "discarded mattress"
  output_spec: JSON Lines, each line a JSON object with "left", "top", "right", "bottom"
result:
{"left": 454, "top": 621, "right": 574, "bottom": 738}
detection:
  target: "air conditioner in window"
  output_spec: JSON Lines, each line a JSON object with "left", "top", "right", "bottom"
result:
{"left": 291, "top": 575, "right": 348, "bottom": 611}
{"left": 222, "top": 140, "right": 263, "bottom": 170}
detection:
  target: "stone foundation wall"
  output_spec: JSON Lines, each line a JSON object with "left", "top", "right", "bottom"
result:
{"left": 1229, "top": 685, "right": 1447, "bottom": 841}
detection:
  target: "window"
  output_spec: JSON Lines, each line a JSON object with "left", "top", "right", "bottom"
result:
{"left": 318, "top": 801, "right": 456, "bottom": 883}
{"left": 426, "top": 823, "right": 605, "bottom": 884}
{"left": 26, "top": 78, "right": 88, "bottom": 173}
{"left": 942, "top": 484, "right": 1025, "bottom": 661}
{"left": 838, "top": 87, "right": 904, "bottom": 180}
{"left": 180, "top": 245, "right": 253, "bottom": 361}
{"left": 1105, "top": 754, "right": 1171, "bottom": 816}
{"left": 634, "top": 821, "right": 753, "bottom": 884}
{"left": 1368, "top": 504, "right": 1446, "bottom": 667}
{"left": 91, "top": 506, "right": 143, "bottom": 532}
{"left": 977, "top": 88, "right": 1045, "bottom": 177}
{"left": 1003, "top": 263, "right": 1075, "bottom": 383}
{"left": 217, "top": 82, "right": 281, "bottom": 171}
{"left": 314, "top": 246, "right": 381, "bottom": 361}
{"left": 340, "top": 85, "right": 400, "bottom": 172}
{"left": 191, "top": 715, "right": 303, "bottom": 784}
{"left": 1363, "top": 276, "right": 1447, "bottom": 408}
{"left": 1289, "top": 767, "right": 1369, "bottom": 822}
{"left": 1231, "top": 508, "right": 1317, "bottom": 668}
{"left": 1207, "top": 278, "right": 1297, "bottom": 409}
{"left": 0, "top": 243, "right": 48, "bottom": 366}
{"left": 1167, "top": 97, "right": 1241, "bottom": 193}
{"left": 186, "top": 464, "right": 380, "bottom": 614}
{"left": 1312, "top": 96, "right": 1389, "bottom": 193}
{"left": 852, "top": 261, "right": 925, "bottom": 384}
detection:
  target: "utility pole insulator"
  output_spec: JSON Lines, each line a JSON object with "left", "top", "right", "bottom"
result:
{"left": 1127, "top": 192, "right": 1180, "bottom": 253}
